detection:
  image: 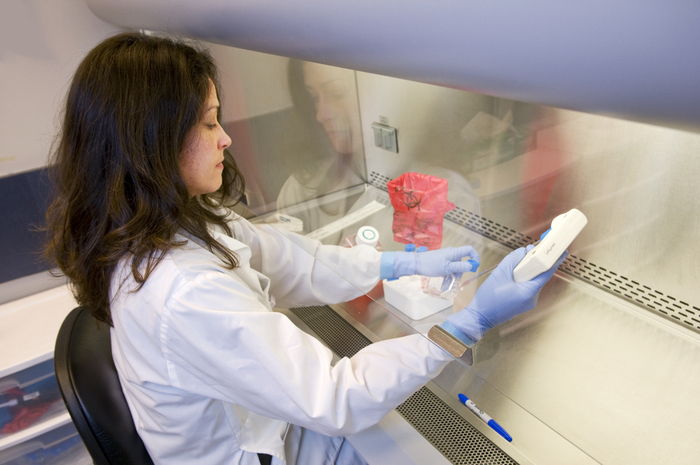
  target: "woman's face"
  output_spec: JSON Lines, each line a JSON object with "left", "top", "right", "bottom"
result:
{"left": 303, "top": 62, "right": 361, "bottom": 154}
{"left": 179, "top": 81, "right": 232, "bottom": 197}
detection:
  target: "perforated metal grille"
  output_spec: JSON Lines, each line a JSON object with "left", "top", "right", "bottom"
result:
{"left": 369, "top": 171, "right": 700, "bottom": 334}
{"left": 368, "top": 171, "right": 393, "bottom": 191}
{"left": 289, "top": 305, "right": 369, "bottom": 358}
{"left": 289, "top": 305, "right": 518, "bottom": 464}
{"left": 559, "top": 258, "right": 700, "bottom": 331}
{"left": 445, "top": 206, "right": 533, "bottom": 250}
{"left": 397, "top": 388, "right": 517, "bottom": 465}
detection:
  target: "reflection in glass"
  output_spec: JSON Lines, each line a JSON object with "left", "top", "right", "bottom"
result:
{"left": 276, "top": 60, "right": 366, "bottom": 233}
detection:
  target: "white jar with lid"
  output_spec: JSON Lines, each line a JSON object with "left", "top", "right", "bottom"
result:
{"left": 338, "top": 226, "right": 383, "bottom": 251}
{"left": 354, "top": 226, "right": 380, "bottom": 248}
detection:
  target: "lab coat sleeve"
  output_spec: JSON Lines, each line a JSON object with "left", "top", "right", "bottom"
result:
{"left": 230, "top": 217, "right": 382, "bottom": 308}
{"left": 160, "top": 269, "right": 452, "bottom": 437}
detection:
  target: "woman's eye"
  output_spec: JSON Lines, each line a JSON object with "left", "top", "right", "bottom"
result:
{"left": 327, "top": 83, "right": 349, "bottom": 99}
{"left": 207, "top": 123, "right": 217, "bottom": 130}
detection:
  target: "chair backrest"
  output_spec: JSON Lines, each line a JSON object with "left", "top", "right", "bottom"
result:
{"left": 54, "top": 306, "right": 154, "bottom": 465}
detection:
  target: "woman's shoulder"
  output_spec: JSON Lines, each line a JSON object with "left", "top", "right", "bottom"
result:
{"left": 167, "top": 232, "right": 238, "bottom": 276}
{"left": 117, "top": 246, "right": 214, "bottom": 294}
{"left": 113, "top": 238, "right": 246, "bottom": 306}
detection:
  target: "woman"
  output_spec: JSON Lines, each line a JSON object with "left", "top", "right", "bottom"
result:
{"left": 45, "top": 32, "right": 564, "bottom": 465}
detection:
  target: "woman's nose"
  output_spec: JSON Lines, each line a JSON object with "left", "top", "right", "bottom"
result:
{"left": 219, "top": 126, "right": 232, "bottom": 150}
{"left": 315, "top": 96, "right": 334, "bottom": 124}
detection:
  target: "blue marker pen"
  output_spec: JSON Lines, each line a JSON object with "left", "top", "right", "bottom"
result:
{"left": 458, "top": 393, "right": 512, "bottom": 442}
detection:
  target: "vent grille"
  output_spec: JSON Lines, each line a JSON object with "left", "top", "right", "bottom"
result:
{"left": 397, "top": 388, "right": 517, "bottom": 465}
{"left": 445, "top": 206, "right": 533, "bottom": 250}
{"left": 289, "top": 305, "right": 369, "bottom": 359}
{"left": 559, "top": 258, "right": 700, "bottom": 330}
{"left": 369, "top": 171, "right": 700, "bottom": 334}
{"left": 368, "top": 171, "right": 393, "bottom": 190}
{"left": 290, "top": 305, "right": 518, "bottom": 464}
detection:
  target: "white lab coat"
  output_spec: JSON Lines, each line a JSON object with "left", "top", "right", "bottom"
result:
{"left": 109, "top": 210, "right": 452, "bottom": 464}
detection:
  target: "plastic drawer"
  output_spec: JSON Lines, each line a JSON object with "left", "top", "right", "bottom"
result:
{"left": 0, "top": 423, "right": 89, "bottom": 465}
{"left": 0, "top": 360, "right": 64, "bottom": 440}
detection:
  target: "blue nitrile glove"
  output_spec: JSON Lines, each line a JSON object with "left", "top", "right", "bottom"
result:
{"left": 443, "top": 245, "right": 568, "bottom": 342}
{"left": 379, "top": 246, "right": 480, "bottom": 280}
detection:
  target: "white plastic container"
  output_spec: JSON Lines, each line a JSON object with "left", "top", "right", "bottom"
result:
{"left": 383, "top": 276, "right": 454, "bottom": 320}
{"left": 0, "top": 359, "right": 64, "bottom": 442}
{"left": 382, "top": 244, "right": 453, "bottom": 320}
{"left": 0, "top": 422, "right": 90, "bottom": 465}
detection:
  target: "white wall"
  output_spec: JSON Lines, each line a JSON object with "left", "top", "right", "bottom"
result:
{"left": 0, "top": 0, "right": 292, "bottom": 176}
{"left": 0, "top": 0, "right": 124, "bottom": 178}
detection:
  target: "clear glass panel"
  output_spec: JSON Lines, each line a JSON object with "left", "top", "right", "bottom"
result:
{"left": 211, "top": 43, "right": 367, "bottom": 226}
{"left": 209, "top": 41, "right": 700, "bottom": 465}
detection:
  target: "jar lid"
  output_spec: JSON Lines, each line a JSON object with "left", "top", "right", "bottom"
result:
{"left": 355, "top": 226, "right": 379, "bottom": 248}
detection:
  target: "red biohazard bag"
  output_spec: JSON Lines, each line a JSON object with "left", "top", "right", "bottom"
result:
{"left": 387, "top": 173, "right": 454, "bottom": 250}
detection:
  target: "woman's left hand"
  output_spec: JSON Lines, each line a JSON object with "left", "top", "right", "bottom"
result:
{"left": 392, "top": 246, "right": 480, "bottom": 278}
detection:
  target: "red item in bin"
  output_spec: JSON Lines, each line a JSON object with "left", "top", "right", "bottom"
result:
{"left": 387, "top": 173, "right": 454, "bottom": 250}
{"left": 0, "top": 401, "right": 54, "bottom": 434}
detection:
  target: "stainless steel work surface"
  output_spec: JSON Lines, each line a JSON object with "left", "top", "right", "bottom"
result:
{"left": 271, "top": 185, "right": 700, "bottom": 465}
{"left": 428, "top": 271, "right": 700, "bottom": 465}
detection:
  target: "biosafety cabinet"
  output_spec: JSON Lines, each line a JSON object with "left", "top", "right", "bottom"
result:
{"left": 5, "top": 0, "right": 700, "bottom": 464}
{"left": 89, "top": 1, "right": 700, "bottom": 464}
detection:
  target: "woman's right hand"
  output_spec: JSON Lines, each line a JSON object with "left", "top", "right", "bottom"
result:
{"left": 445, "top": 246, "right": 567, "bottom": 341}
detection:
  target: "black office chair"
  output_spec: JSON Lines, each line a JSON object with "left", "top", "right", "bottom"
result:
{"left": 54, "top": 306, "right": 275, "bottom": 465}
{"left": 54, "top": 306, "right": 154, "bottom": 465}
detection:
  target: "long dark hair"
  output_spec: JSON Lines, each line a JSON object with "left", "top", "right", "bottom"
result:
{"left": 45, "top": 32, "right": 245, "bottom": 325}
